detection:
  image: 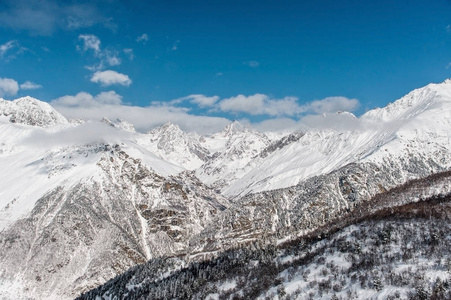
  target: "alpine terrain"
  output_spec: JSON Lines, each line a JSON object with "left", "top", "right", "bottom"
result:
{"left": 1, "top": 80, "right": 451, "bottom": 299}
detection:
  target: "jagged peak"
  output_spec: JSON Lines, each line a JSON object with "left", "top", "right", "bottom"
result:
{"left": 148, "top": 121, "right": 184, "bottom": 136}
{"left": 221, "top": 120, "right": 247, "bottom": 136}
{"left": 161, "top": 121, "right": 182, "bottom": 131}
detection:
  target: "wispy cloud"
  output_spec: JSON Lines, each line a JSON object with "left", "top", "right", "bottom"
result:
{"left": 105, "top": 50, "right": 121, "bottom": 66}
{"left": 0, "top": 40, "right": 18, "bottom": 59}
{"left": 136, "top": 33, "right": 149, "bottom": 43}
{"left": 123, "top": 48, "right": 134, "bottom": 60}
{"left": 78, "top": 34, "right": 124, "bottom": 70}
{"left": 0, "top": 0, "right": 115, "bottom": 35}
{"left": 176, "top": 94, "right": 220, "bottom": 108}
{"left": 20, "top": 81, "right": 43, "bottom": 90}
{"left": 90, "top": 70, "right": 132, "bottom": 87}
{"left": 0, "top": 77, "right": 19, "bottom": 97}
{"left": 171, "top": 40, "right": 180, "bottom": 51}
{"left": 244, "top": 61, "right": 260, "bottom": 68}
{"left": 78, "top": 34, "right": 101, "bottom": 53}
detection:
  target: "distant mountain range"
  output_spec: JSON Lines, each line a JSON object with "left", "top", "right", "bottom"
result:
{"left": 1, "top": 80, "right": 451, "bottom": 299}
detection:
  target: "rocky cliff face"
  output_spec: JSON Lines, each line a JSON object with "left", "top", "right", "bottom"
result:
{"left": 0, "top": 144, "right": 229, "bottom": 300}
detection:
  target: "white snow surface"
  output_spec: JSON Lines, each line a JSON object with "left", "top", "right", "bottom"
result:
{"left": 1, "top": 80, "right": 451, "bottom": 230}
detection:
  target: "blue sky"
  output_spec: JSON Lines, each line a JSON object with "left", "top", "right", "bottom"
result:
{"left": 1, "top": 0, "right": 451, "bottom": 132}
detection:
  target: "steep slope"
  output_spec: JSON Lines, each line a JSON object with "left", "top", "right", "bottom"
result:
{"left": 0, "top": 141, "right": 230, "bottom": 300}
{"left": 77, "top": 191, "right": 451, "bottom": 300}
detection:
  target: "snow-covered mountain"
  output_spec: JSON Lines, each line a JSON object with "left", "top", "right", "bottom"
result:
{"left": 0, "top": 96, "right": 69, "bottom": 127}
{"left": 1, "top": 80, "right": 451, "bottom": 299}
{"left": 195, "top": 121, "right": 272, "bottom": 192}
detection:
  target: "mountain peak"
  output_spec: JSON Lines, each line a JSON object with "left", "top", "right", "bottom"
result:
{"left": 0, "top": 96, "right": 69, "bottom": 127}
{"left": 361, "top": 80, "right": 451, "bottom": 123}
{"left": 221, "top": 120, "right": 247, "bottom": 136}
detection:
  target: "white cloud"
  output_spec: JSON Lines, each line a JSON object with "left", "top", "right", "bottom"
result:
{"left": 95, "top": 91, "right": 123, "bottom": 105}
{"left": 184, "top": 94, "right": 220, "bottom": 108}
{"left": 20, "top": 81, "right": 43, "bottom": 90}
{"left": 305, "top": 96, "right": 359, "bottom": 114}
{"left": 244, "top": 61, "right": 260, "bottom": 68}
{"left": 0, "top": 40, "right": 18, "bottom": 58}
{"left": 136, "top": 33, "right": 149, "bottom": 43}
{"left": 51, "top": 94, "right": 230, "bottom": 134}
{"left": 79, "top": 34, "right": 101, "bottom": 53}
{"left": 219, "top": 94, "right": 301, "bottom": 117}
{"left": 51, "top": 91, "right": 122, "bottom": 107}
{"left": 0, "top": 77, "right": 19, "bottom": 97}
{"left": 90, "top": 70, "right": 132, "bottom": 87}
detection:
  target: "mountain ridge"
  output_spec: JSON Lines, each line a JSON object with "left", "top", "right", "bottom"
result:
{"left": 0, "top": 80, "right": 451, "bottom": 299}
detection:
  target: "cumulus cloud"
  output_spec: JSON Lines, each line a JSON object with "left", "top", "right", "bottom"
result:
{"left": 219, "top": 94, "right": 301, "bottom": 117}
{"left": 20, "top": 81, "right": 43, "bottom": 90}
{"left": 90, "top": 70, "right": 132, "bottom": 87}
{"left": 51, "top": 91, "right": 122, "bottom": 107}
{"left": 304, "top": 96, "right": 360, "bottom": 114}
{"left": 0, "top": 77, "right": 19, "bottom": 97}
{"left": 79, "top": 34, "right": 101, "bottom": 53}
{"left": 52, "top": 98, "right": 230, "bottom": 134}
{"left": 136, "top": 33, "right": 149, "bottom": 43}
